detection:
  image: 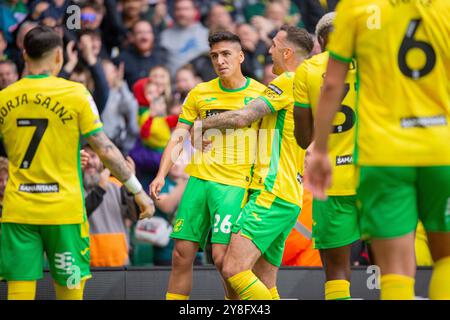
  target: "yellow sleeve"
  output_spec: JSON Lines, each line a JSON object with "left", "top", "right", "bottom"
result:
{"left": 79, "top": 89, "right": 103, "bottom": 138}
{"left": 293, "top": 62, "right": 311, "bottom": 109}
{"left": 327, "top": 0, "right": 356, "bottom": 63}
{"left": 178, "top": 88, "right": 198, "bottom": 126}
{"left": 259, "top": 74, "right": 292, "bottom": 113}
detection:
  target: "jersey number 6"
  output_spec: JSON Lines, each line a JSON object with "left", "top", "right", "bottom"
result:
{"left": 17, "top": 118, "right": 48, "bottom": 169}
{"left": 398, "top": 18, "right": 436, "bottom": 80}
{"left": 332, "top": 83, "right": 356, "bottom": 134}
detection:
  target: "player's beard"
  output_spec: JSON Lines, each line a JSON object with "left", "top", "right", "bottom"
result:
{"left": 83, "top": 171, "right": 100, "bottom": 190}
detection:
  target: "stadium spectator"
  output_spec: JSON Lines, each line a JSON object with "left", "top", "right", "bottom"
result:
{"left": 262, "top": 62, "right": 276, "bottom": 85}
{"left": 29, "top": 0, "right": 70, "bottom": 23}
{"left": 101, "top": 59, "right": 140, "bottom": 154}
{"left": 206, "top": 3, "right": 236, "bottom": 34}
{"left": 174, "top": 64, "right": 200, "bottom": 98}
{"left": 0, "top": 0, "right": 28, "bottom": 45}
{"left": 117, "top": 20, "right": 166, "bottom": 88}
{"left": 120, "top": 0, "right": 145, "bottom": 31}
{"left": 83, "top": 145, "right": 139, "bottom": 267}
{"left": 293, "top": 0, "right": 326, "bottom": 33}
{"left": 8, "top": 21, "right": 38, "bottom": 75}
{"left": 160, "top": 0, "right": 209, "bottom": 76}
{"left": 62, "top": 31, "right": 109, "bottom": 113}
{"left": 0, "top": 60, "right": 19, "bottom": 90}
{"left": 236, "top": 23, "right": 267, "bottom": 81}
{"left": 0, "top": 157, "right": 8, "bottom": 217}
{"left": 80, "top": 1, "right": 105, "bottom": 32}
{"left": 250, "top": 0, "right": 291, "bottom": 47}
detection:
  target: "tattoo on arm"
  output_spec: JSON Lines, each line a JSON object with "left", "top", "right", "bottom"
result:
{"left": 87, "top": 131, "right": 132, "bottom": 182}
{"left": 202, "top": 98, "right": 272, "bottom": 130}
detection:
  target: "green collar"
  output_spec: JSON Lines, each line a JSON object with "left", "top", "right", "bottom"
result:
{"left": 24, "top": 74, "right": 51, "bottom": 79}
{"left": 219, "top": 77, "right": 250, "bottom": 92}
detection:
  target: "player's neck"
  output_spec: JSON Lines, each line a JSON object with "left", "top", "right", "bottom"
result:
{"left": 27, "top": 67, "right": 54, "bottom": 77}
{"left": 219, "top": 74, "right": 247, "bottom": 90}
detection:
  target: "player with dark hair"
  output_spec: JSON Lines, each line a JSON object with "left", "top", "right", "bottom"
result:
{"left": 0, "top": 25, "right": 154, "bottom": 300}
{"left": 150, "top": 30, "right": 266, "bottom": 300}
{"left": 198, "top": 25, "right": 314, "bottom": 300}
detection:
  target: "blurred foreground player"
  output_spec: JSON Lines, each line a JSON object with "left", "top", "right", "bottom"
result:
{"left": 307, "top": 1, "right": 450, "bottom": 299}
{"left": 293, "top": 12, "right": 359, "bottom": 299}
{"left": 0, "top": 26, "right": 154, "bottom": 300}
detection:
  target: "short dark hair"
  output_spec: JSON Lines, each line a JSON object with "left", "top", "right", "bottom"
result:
{"left": 208, "top": 31, "right": 241, "bottom": 48}
{"left": 280, "top": 25, "right": 314, "bottom": 55}
{"left": 23, "top": 26, "right": 63, "bottom": 60}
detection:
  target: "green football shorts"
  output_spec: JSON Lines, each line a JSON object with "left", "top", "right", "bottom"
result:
{"left": 0, "top": 222, "right": 91, "bottom": 286}
{"left": 357, "top": 166, "right": 450, "bottom": 239}
{"left": 312, "top": 195, "right": 360, "bottom": 249}
{"left": 231, "top": 189, "right": 300, "bottom": 267}
{"left": 170, "top": 176, "right": 246, "bottom": 249}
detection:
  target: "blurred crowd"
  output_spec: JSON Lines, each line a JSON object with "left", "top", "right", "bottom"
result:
{"left": 1, "top": 0, "right": 378, "bottom": 269}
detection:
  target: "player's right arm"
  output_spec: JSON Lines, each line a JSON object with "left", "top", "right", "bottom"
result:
{"left": 79, "top": 88, "right": 154, "bottom": 219}
{"left": 293, "top": 61, "right": 314, "bottom": 150}
{"left": 150, "top": 87, "right": 198, "bottom": 201}
{"left": 150, "top": 121, "right": 191, "bottom": 200}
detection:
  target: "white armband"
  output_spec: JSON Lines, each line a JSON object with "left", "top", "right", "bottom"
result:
{"left": 124, "top": 175, "right": 143, "bottom": 195}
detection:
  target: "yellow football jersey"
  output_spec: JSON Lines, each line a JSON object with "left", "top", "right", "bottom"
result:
{"left": 250, "top": 72, "right": 305, "bottom": 207}
{"left": 328, "top": 0, "right": 450, "bottom": 166}
{"left": 294, "top": 52, "right": 357, "bottom": 196}
{"left": 179, "top": 77, "right": 266, "bottom": 188}
{"left": 0, "top": 74, "right": 103, "bottom": 224}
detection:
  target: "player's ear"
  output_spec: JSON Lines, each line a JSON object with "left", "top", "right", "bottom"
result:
{"left": 55, "top": 47, "right": 63, "bottom": 64}
{"left": 239, "top": 50, "right": 245, "bottom": 64}
{"left": 23, "top": 49, "right": 30, "bottom": 63}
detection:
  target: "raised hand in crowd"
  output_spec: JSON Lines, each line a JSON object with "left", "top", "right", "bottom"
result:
{"left": 79, "top": 34, "right": 98, "bottom": 66}
{"left": 63, "top": 40, "right": 79, "bottom": 74}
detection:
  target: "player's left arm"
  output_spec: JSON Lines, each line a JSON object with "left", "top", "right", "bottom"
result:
{"left": 200, "top": 97, "right": 272, "bottom": 131}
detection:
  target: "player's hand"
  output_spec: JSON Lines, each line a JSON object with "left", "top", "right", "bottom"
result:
{"left": 304, "top": 149, "right": 331, "bottom": 200}
{"left": 80, "top": 149, "right": 90, "bottom": 170}
{"left": 190, "top": 122, "right": 212, "bottom": 152}
{"left": 134, "top": 190, "right": 155, "bottom": 220}
{"left": 149, "top": 175, "right": 165, "bottom": 201}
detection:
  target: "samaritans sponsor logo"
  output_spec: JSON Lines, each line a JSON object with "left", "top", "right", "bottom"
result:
{"left": 173, "top": 219, "right": 184, "bottom": 233}
{"left": 336, "top": 155, "right": 353, "bottom": 166}
{"left": 400, "top": 115, "right": 447, "bottom": 128}
{"left": 19, "top": 183, "right": 59, "bottom": 193}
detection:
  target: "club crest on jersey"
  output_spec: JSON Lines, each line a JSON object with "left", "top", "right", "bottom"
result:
{"left": 244, "top": 97, "right": 254, "bottom": 105}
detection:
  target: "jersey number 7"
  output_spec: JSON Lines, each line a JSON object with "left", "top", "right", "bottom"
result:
{"left": 17, "top": 118, "right": 48, "bottom": 169}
